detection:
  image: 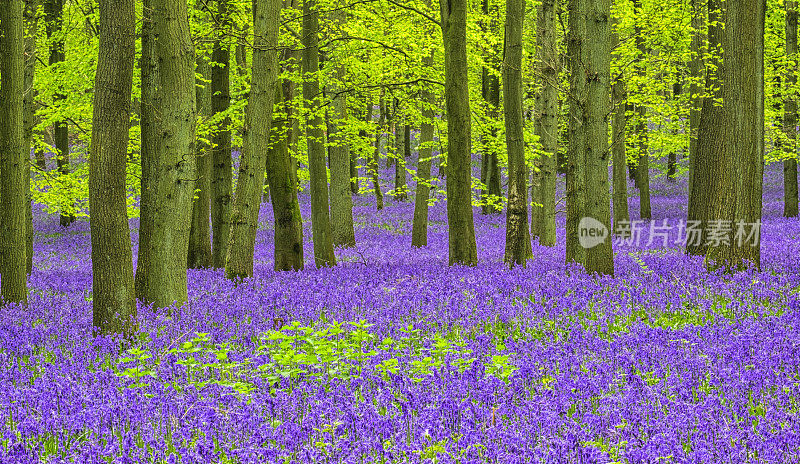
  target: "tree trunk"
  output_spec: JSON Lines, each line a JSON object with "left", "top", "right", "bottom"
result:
{"left": 531, "top": 0, "right": 558, "bottom": 246}
{"left": 267, "top": 82, "right": 304, "bottom": 270}
{"left": 211, "top": 0, "right": 233, "bottom": 268}
{"left": 706, "top": 0, "right": 764, "bottom": 270}
{"left": 45, "top": 0, "right": 74, "bottom": 227}
{"left": 440, "top": 0, "right": 478, "bottom": 266}
{"left": 503, "top": 0, "right": 531, "bottom": 266}
{"left": 90, "top": 0, "right": 137, "bottom": 336}
{"left": 611, "top": 15, "right": 630, "bottom": 235}
{"left": 687, "top": 0, "right": 724, "bottom": 256}
{"left": 369, "top": 92, "right": 385, "bottom": 210}
{"left": 565, "top": 0, "right": 614, "bottom": 275}
{"left": 688, "top": 0, "right": 705, "bottom": 181}
{"left": 303, "top": 0, "right": 336, "bottom": 267}
{"left": 632, "top": 0, "right": 650, "bottom": 220}
{"left": 667, "top": 75, "right": 681, "bottom": 181}
{"left": 24, "top": 0, "right": 38, "bottom": 275}
{"left": 188, "top": 51, "right": 213, "bottom": 269}
{"left": 225, "top": 0, "right": 282, "bottom": 279}
{"left": 0, "top": 0, "right": 29, "bottom": 304}
{"left": 329, "top": 59, "right": 356, "bottom": 246}
{"left": 394, "top": 123, "right": 409, "bottom": 201}
{"left": 412, "top": 52, "right": 436, "bottom": 248}
{"left": 785, "top": 0, "right": 799, "bottom": 218}
{"left": 135, "top": 0, "right": 197, "bottom": 308}
{"left": 480, "top": 0, "right": 501, "bottom": 215}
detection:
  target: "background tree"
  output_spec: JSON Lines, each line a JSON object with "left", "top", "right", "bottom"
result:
{"left": 631, "top": 0, "right": 651, "bottom": 220}
{"left": 211, "top": 0, "right": 234, "bottom": 268}
{"left": 303, "top": 0, "right": 336, "bottom": 267}
{"left": 89, "top": 0, "right": 136, "bottom": 337}
{"left": 441, "top": 0, "right": 478, "bottom": 266}
{"left": 785, "top": 0, "right": 799, "bottom": 218}
{"left": 188, "top": 47, "right": 214, "bottom": 269}
{"left": 611, "top": 14, "right": 629, "bottom": 235}
{"left": 0, "top": 0, "right": 30, "bottom": 304}
{"left": 480, "top": 0, "right": 501, "bottom": 215}
{"left": 45, "top": 0, "right": 74, "bottom": 227}
{"left": 24, "top": 0, "right": 39, "bottom": 275}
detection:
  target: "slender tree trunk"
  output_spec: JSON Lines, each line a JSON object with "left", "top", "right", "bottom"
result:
{"left": 329, "top": 54, "right": 356, "bottom": 246}
{"left": 188, "top": 52, "right": 213, "bottom": 268}
{"left": 785, "top": 0, "right": 799, "bottom": 218}
{"left": 412, "top": 52, "right": 436, "bottom": 247}
{"left": 611, "top": 15, "right": 630, "bottom": 235}
{"left": 267, "top": 82, "right": 304, "bottom": 270}
{"left": 565, "top": 0, "right": 614, "bottom": 275}
{"left": 440, "top": 0, "right": 478, "bottom": 266}
{"left": 688, "top": 0, "right": 705, "bottom": 191}
{"left": 531, "top": 0, "right": 558, "bottom": 246}
{"left": 369, "top": 92, "right": 385, "bottom": 210}
{"left": 135, "top": 0, "right": 197, "bottom": 308}
{"left": 480, "top": 0, "right": 501, "bottom": 214}
{"left": 385, "top": 98, "right": 395, "bottom": 169}
{"left": 211, "top": 0, "right": 233, "bottom": 268}
{"left": 706, "top": 0, "right": 764, "bottom": 270}
{"left": 90, "top": 0, "right": 137, "bottom": 336}
{"left": 225, "top": 0, "right": 282, "bottom": 279}
{"left": 0, "top": 0, "right": 29, "bottom": 304}
{"left": 45, "top": 0, "right": 74, "bottom": 227}
{"left": 24, "top": 0, "right": 38, "bottom": 275}
{"left": 667, "top": 76, "right": 681, "bottom": 181}
{"left": 503, "top": 0, "right": 531, "bottom": 266}
{"left": 395, "top": 123, "right": 409, "bottom": 201}
{"left": 687, "top": 0, "right": 724, "bottom": 256}
{"left": 303, "top": 0, "right": 336, "bottom": 267}
{"left": 632, "top": 0, "right": 650, "bottom": 220}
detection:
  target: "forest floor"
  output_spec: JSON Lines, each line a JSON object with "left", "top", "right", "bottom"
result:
{"left": 3, "top": 161, "right": 800, "bottom": 463}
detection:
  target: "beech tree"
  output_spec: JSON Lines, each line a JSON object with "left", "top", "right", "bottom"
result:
{"left": 89, "top": 0, "right": 136, "bottom": 336}
{"left": 440, "top": 0, "right": 477, "bottom": 266}
{"left": 785, "top": 0, "right": 799, "bottom": 218}
{"left": 225, "top": 0, "right": 283, "bottom": 279}
{"left": 0, "top": 0, "right": 29, "bottom": 304}
{"left": 303, "top": 0, "right": 336, "bottom": 267}
{"left": 502, "top": 0, "right": 531, "bottom": 266}
{"left": 565, "top": 0, "right": 614, "bottom": 275}
{"left": 135, "top": 0, "right": 197, "bottom": 308}
{"left": 531, "top": 0, "right": 558, "bottom": 246}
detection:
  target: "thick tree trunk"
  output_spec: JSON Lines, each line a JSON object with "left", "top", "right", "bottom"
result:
{"left": 632, "top": 0, "right": 650, "bottom": 220}
{"left": 211, "top": 0, "right": 233, "bottom": 268}
{"left": 785, "top": 0, "right": 799, "bottom": 218}
{"left": 369, "top": 92, "right": 385, "bottom": 210}
{"left": 329, "top": 66, "right": 356, "bottom": 246}
{"left": 687, "top": 0, "right": 724, "bottom": 256}
{"left": 267, "top": 83, "right": 304, "bottom": 270}
{"left": 440, "top": 0, "right": 478, "bottom": 266}
{"left": 611, "top": 16, "right": 630, "bottom": 235}
{"left": 45, "top": 0, "right": 74, "bottom": 227}
{"left": 412, "top": 52, "right": 436, "bottom": 248}
{"left": 90, "top": 0, "right": 137, "bottom": 336}
{"left": 706, "top": 0, "right": 764, "bottom": 270}
{"left": 0, "top": 0, "right": 29, "bottom": 304}
{"left": 531, "top": 0, "right": 558, "bottom": 246}
{"left": 135, "top": 0, "right": 197, "bottom": 308}
{"left": 188, "top": 52, "right": 213, "bottom": 269}
{"left": 503, "top": 0, "right": 531, "bottom": 266}
{"left": 303, "top": 0, "right": 336, "bottom": 267}
{"left": 225, "top": 0, "right": 282, "bottom": 279}
{"left": 24, "top": 0, "right": 38, "bottom": 275}
{"left": 565, "top": 0, "right": 614, "bottom": 275}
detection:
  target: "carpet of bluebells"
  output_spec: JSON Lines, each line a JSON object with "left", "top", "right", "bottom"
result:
{"left": 2, "top": 158, "right": 800, "bottom": 464}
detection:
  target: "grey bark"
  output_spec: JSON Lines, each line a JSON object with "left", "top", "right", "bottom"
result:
{"left": 211, "top": 0, "right": 233, "bottom": 268}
